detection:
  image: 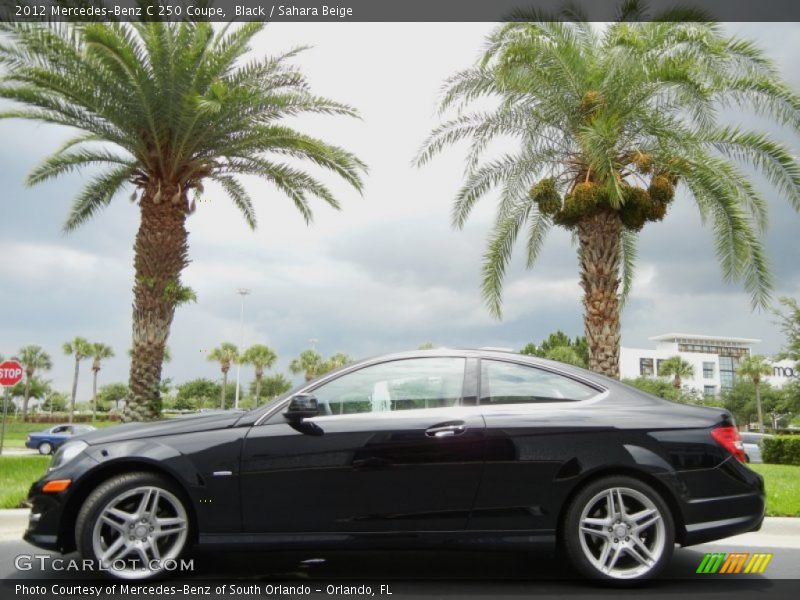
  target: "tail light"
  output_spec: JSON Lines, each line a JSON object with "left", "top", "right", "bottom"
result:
{"left": 711, "top": 425, "right": 746, "bottom": 463}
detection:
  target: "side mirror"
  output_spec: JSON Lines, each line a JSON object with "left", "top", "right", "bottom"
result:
{"left": 284, "top": 393, "right": 320, "bottom": 422}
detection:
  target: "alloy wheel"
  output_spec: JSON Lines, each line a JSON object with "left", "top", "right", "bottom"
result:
{"left": 91, "top": 485, "right": 188, "bottom": 579}
{"left": 577, "top": 486, "right": 666, "bottom": 579}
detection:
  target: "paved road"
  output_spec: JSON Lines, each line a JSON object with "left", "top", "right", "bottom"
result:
{"left": 0, "top": 541, "right": 800, "bottom": 590}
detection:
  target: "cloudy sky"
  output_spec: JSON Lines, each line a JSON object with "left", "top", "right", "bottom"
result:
{"left": 1, "top": 22, "right": 798, "bottom": 399}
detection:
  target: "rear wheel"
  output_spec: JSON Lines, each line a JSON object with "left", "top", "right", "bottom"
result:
{"left": 38, "top": 442, "right": 52, "bottom": 455}
{"left": 76, "top": 472, "right": 191, "bottom": 580}
{"left": 562, "top": 475, "right": 674, "bottom": 582}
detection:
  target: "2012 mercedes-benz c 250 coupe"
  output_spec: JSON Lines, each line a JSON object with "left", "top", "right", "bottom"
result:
{"left": 25, "top": 349, "right": 765, "bottom": 582}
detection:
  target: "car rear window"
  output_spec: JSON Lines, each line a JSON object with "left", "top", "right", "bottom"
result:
{"left": 480, "top": 360, "right": 597, "bottom": 404}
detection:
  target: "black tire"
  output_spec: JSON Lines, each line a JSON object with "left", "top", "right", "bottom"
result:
{"left": 38, "top": 442, "right": 52, "bottom": 455}
{"left": 562, "top": 475, "right": 675, "bottom": 584}
{"left": 76, "top": 471, "right": 192, "bottom": 580}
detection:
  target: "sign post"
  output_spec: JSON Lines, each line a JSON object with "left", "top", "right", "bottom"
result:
{"left": 0, "top": 360, "right": 25, "bottom": 456}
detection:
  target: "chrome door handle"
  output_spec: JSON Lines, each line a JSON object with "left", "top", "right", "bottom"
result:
{"left": 425, "top": 423, "right": 466, "bottom": 438}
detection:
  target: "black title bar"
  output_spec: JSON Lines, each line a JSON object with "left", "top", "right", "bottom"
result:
{"left": 1, "top": 0, "right": 800, "bottom": 23}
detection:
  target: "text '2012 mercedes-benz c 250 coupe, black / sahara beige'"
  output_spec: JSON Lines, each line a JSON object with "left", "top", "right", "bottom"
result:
{"left": 24, "top": 349, "right": 765, "bottom": 582}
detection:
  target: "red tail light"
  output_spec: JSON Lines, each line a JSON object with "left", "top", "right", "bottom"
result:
{"left": 711, "top": 426, "right": 746, "bottom": 463}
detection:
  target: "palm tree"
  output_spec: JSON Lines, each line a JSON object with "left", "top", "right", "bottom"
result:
{"left": 417, "top": 8, "right": 800, "bottom": 377}
{"left": 15, "top": 345, "right": 52, "bottom": 421}
{"left": 128, "top": 345, "right": 171, "bottom": 363}
{"left": 1, "top": 22, "right": 366, "bottom": 421}
{"left": 737, "top": 355, "right": 773, "bottom": 431}
{"left": 258, "top": 374, "right": 293, "bottom": 402}
{"left": 240, "top": 344, "right": 278, "bottom": 405}
{"left": 322, "top": 352, "right": 352, "bottom": 374}
{"left": 89, "top": 343, "right": 115, "bottom": 422}
{"left": 63, "top": 337, "right": 93, "bottom": 422}
{"left": 208, "top": 343, "right": 239, "bottom": 409}
{"left": 659, "top": 356, "right": 695, "bottom": 390}
{"left": 289, "top": 349, "right": 324, "bottom": 382}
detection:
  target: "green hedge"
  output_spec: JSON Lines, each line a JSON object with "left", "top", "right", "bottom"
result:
{"left": 762, "top": 436, "right": 800, "bottom": 466}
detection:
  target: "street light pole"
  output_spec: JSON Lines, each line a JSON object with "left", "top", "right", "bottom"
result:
{"left": 234, "top": 288, "right": 251, "bottom": 409}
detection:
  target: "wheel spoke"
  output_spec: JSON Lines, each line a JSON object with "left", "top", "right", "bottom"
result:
{"left": 100, "top": 515, "right": 126, "bottom": 533}
{"left": 100, "top": 536, "right": 128, "bottom": 563}
{"left": 616, "top": 488, "right": 626, "bottom": 518}
{"left": 582, "top": 516, "right": 611, "bottom": 527}
{"left": 148, "top": 539, "right": 161, "bottom": 561}
{"left": 625, "top": 541, "right": 653, "bottom": 566}
{"left": 136, "top": 489, "right": 153, "bottom": 517}
{"left": 596, "top": 540, "right": 611, "bottom": 567}
{"left": 581, "top": 525, "right": 608, "bottom": 538}
{"left": 606, "top": 489, "right": 616, "bottom": 518}
{"left": 632, "top": 511, "right": 661, "bottom": 534}
{"left": 107, "top": 507, "right": 134, "bottom": 522}
{"left": 630, "top": 535, "right": 655, "bottom": 563}
{"left": 605, "top": 545, "right": 624, "bottom": 572}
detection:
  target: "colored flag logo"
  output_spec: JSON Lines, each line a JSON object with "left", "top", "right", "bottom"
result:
{"left": 696, "top": 552, "right": 773, "bottom": 574}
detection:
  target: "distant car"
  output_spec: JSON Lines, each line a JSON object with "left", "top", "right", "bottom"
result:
{"left": 25, "top": 424, "right": 96, "bottom": 455}
{"left": 740, "top": 432, "right": 771, "bottom": 464}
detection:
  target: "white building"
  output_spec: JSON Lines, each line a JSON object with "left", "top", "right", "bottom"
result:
{"left": 620, "top": 333, "right": 798, "bottom": 395}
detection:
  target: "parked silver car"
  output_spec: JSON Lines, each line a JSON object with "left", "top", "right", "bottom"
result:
{"left": 740, "top": 432, "right": 771, "bottom": 463}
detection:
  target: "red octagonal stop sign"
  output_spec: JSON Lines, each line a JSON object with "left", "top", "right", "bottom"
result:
{"left": 0, "top": 361, "right": 24, "bottom": 387}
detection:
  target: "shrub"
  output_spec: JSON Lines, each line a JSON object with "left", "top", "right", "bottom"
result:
{"left": 762, "top": 436, "right": 800, "bottom": 466}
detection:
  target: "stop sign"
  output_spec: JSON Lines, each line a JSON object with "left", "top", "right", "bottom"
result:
{"left": 0, "top": 361, "right": 24, "bottom": 387}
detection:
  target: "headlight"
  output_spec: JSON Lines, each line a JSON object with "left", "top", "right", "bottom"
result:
{"left": 49, "top": 441, "right": 88, "bottom": 471}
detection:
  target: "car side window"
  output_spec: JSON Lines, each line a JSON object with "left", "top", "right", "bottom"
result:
{"left": 480, "top": 360, "right": 597, "bottom": 404}
{"left": 52, "top": 426, "right": 68, "bottom": 434}
{"left": 311, "top": 357, "right": 466, "bottom": 415}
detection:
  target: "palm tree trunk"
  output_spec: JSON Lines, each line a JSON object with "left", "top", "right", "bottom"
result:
{"left": 255, "top": 370, "right": 263, "bottom": 405}
{"left": 125, "top": 184, "right": 189, "bottom": 422}
{"left": 220, "top": 369, "right": 228, "bottom": 409}
{"left": 754, "top": 381, "right": 764, "bottom": 432}
{"left": 22, "top": 373, "right": 32, "bottom": 422}
{"left": 92, "top": 368, "right": 98, "bottom": 422}
{"left": 69, "top": 358, "right": 79, "bottom": 424}
{"left": 577, "top": 210, "right": 622, "bottom": 378}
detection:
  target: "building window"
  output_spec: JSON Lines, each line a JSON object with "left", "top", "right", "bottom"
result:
{"left": 704, "top": 385, "right": 717, "bottom": 396}
{"left": 719, "top": 356, "right": 737, "bottom": 390}
{"left": 640, "top": 358, "right": 654, "bottom": 377}
{"left": 656, "top": 359, "right": 665, "bottom": 376}
{"left": 703, "top": 362, "right": 715, "bottom": 379}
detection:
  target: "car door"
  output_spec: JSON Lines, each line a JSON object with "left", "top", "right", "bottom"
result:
{"left": 240, "top": 356, "right": 485, "bottom": 534}
{"left": 469, "top": 359, "right": 602, "bottom": 531}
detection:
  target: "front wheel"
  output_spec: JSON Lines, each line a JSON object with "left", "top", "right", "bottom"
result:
{"left": 562, "top": 475, "right": 674, "bottom": 583}
{"left": 75, "top": 472, "right": 191, "bottom": 580}
{"left": 38, "top": 442, "right": 52, "bottom": 455}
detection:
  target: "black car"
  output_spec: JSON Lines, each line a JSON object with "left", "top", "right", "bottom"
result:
{"left": 24, "top": 349, "right": 764, "bottom": 582}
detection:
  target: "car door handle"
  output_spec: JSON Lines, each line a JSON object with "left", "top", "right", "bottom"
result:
{"left": 425, "top": 423, "right": 466, "bottom": 438}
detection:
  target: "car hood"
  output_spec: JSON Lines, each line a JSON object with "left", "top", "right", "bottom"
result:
{"left": 76, "top": 411, "right": 245, "bottom": 445}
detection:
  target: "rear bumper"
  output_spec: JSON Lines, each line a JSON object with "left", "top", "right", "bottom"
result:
{"left": 673, "top": 458, "right": 765, "bottom": 546}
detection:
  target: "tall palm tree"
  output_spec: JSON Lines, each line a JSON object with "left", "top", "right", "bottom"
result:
{"left": 208, "top": 343, "right": 239, "bottom": 409}
{"left": 0, "top": 22, "right": 366, "bottom": 421}
{"left": 89, "top": 343, "right": 115, "bottom": 422}
{"left": 15, "top": 345, "right": 52, "bottom": 421}
{"left": 417, "top": 7, "right": 800, "bottom": 377}
{"left": 240, "top": 344, "right": 278, "bottom": 405}
{"left": 737, "top": 355, "right": 773, "bottom": 431}
{"left": 658, "top": 356, "right": 694, "bottom": 390}
{"left": 289, "top": 349, "right": 324, "bottom": 382}
{"left": 63, "top": 337, "right": 93, "bottom": 422}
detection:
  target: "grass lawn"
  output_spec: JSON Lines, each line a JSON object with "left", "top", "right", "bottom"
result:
{"left": 0, "top": 419, "right": 118, "bottom": 448}
{"left": 749, "top": 464, "right": 800, "bottom": 517}
{"left": 0, "top": 456, "right": 49, "bottom": 509}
